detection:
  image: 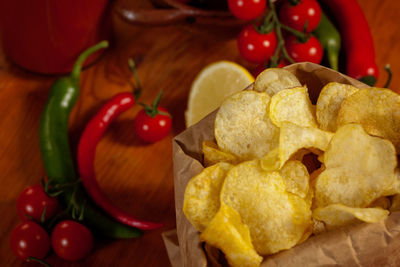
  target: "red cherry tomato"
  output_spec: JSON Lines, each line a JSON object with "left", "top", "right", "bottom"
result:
{"left": 134, "top": 107, "right": 172, "bottom": 143}
{"left": 279, "top": 0, "right": 322, "bottom": 32}
{"left": 228, "top": 0, "right": 266, "bottom": 20}
{"left": 285, "top": 35, "right": 323, "bottom": 64}
{"left": 237, "top": 25, "right": 278, "bottom": 64}
{"left": 17, "top": 185, "right": 60, "bottom": 222}
{"left": 10, "top": 221, "right": 50, "bottom": 260}
{"left": 51, "top": 220, "right": 93, "bottom": 261}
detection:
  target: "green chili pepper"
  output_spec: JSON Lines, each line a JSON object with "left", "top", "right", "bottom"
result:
{"left": 39, "top": 41, "right": 142, "bottom": 239}
{"left": 313, "top": 12, "right": 341, "bottom": 71}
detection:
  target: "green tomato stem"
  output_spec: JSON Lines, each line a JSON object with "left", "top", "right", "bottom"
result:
{"left": 267, "top": 0, "right": 295, "bottom": 66}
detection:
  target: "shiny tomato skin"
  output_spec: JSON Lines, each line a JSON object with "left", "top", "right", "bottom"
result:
{"left": 228, "top": 0, "right": 267, "bottom": 20}
{"left": 51, "top": 220, "right": 93, "bottom": 261}
{"left": 10, "top": 221, "right": 50, "bottom": 260}
{"left": 17, "top": 185, "right": 60, "bottom": 222}
{"left": 279, "top": 0, "right": 322, "bottom": 32}
{"left": 285, "top": 35, "right": 323, "bottom": 64}
{"left": 237, "top": 25, "right": 278, "bottom": 64}
{"left": 134, "top": 107, "right": 172, "bottom": 143}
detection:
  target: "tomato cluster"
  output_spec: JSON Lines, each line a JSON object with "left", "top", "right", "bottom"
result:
{"left": 10, "top": 185, "right": 93, "bottom": 263}
{"left": 228, "top": 0, "right": 323, "bottom": 75}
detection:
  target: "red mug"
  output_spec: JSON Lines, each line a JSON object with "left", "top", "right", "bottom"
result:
{"left": 0, "top": 0, "right": 111, "bottom": 74}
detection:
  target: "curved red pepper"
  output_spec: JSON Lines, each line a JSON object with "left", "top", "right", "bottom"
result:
{"left": 321, "top": 0, "right": 379, "bottom": 85}
{"left": 77, "top": 92, "right": 163, "bottom": 230}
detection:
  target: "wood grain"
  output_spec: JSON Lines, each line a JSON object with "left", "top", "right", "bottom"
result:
{"left": 0, "top": 0, "right": 399, "bottom": 266}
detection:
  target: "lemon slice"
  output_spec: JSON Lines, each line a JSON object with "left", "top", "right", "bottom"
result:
{"left": 185, "top": 61, "right": 254, "bottom": 127}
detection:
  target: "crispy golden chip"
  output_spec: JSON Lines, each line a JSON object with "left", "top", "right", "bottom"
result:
{"left": 254, "top": 68, "right": 301, "bottom": 96}
{"left": 316, "top": 82, "right": 359, "bottom": 132}
{"left": 337, "top": 88, "right": 400, "bottom": 152}
{"left": 314, "top": 124, "right": 397, "bottom": 208}
{"left": 202, "top": 140, "right": 239, "bottom": 167}
{"left": 312, "top": 204, "right": 389, "bottom": 230}
{"left": 312, "top": 219, "right": 326, "bottom": 235}
{"left": 221, "top": 160, "right": 312, "bottom": 255}
{"left": 280, "top": 160, "right": 310, "bottom": 198}
{"left": 269, "top": 86, "right": 317, "bottom": 128}
{"left": 260, "top": 147, "right": 280, "bottom": 171}
{"left": 297, "top": 224, "right": 313, "bottom": 245}
{"left": 200, "top": 204, "right": 263, "bottom": 267}
{"left": 278, "top": 122, "right": 333, "bottom": 167}
{"left": 183, "top": 162, "right": 233, "bottom": 231}
{"left": 261, "top": 123, "right": 332, "bottom": 170}
{"left": 215, "top": 91, "right": 279, "bottom": 160}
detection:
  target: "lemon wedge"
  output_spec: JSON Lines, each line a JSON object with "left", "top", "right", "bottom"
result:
{"left": 185, "top": 61, "right": 254, "bottom": 127}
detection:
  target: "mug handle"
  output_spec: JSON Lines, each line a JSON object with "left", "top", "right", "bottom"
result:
{"left": 113, "top": 0, "right": 236, "bottom": 25}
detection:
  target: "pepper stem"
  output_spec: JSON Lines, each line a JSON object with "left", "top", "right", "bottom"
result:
{"left": 128, "top": 58, "right": 142, "bottom": 100}
{"left": 71, "top": 40, "right": 109, "bottom": 83}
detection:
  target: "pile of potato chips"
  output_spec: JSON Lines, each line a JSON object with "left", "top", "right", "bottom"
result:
{"left": 183, "top": 68, "right": 400, "bottom": 267}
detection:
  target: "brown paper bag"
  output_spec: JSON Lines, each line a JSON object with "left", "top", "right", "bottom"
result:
{"left": 167, "top": 62, "right": 400, "bottom": 267}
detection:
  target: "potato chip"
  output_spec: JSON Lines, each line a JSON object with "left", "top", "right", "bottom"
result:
{"left": 280, "top": 160, "right": 309, "bottom": 198}
{"left": 260, "top": 147, "right": 280, "bottom": 171}
{"left": 314, "top": 124, "right": 397, "bottom": 208}
{"left": 221, "top": 160, "right": 312, "bottom": 255}
{"left": 316, "top": 82, "right": 359, "bottom": 132}
{"left": 200, "top": 204, "right": 263, "bottom": 267}
{"left": 297, "top": 224, "right": 313, "bottom": 245}
{"left": 202, "top": 140, "right": 239, "bottom": 167}
{"left": 278, "top": 122, "right": 333, "bottom": 167}
{"left": 382, "top": 168, "right": 400, "bottom": 197}
{"left": 183, "top": 162, "right": 233, "bottom": 231}
{"left": 269, "top": 86, "right": 317, "bottom": 128}
{"left": 254, "top": 68, "right": 301, "bottom": 96}
{"left": 215, "top": 91, "right": 279, "bottom": 160}
{"left": 312, "top": 204, "right": 389, "bottom": 230}
{"left": 337, "top": 87, "right": 400, "bottom": 152}
{"left": 312, "top": 218, "right": 326, "bottom": 235}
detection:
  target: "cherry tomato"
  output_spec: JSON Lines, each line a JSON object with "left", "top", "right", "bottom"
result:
{"left": 285, "top": 35, "right": 323, "bottom": 64}
{"left": 237, "top": 25, "right": 278, "bottom": 64}
{"left": 17, "top": 185, "right": 60, "bottom": 222}
{"left": 10, "top": 221, "right": 50, "bottom": 260}
{"left": 51, "top": 220, "right": 93, "bottom": 261}
{"left": 228, "top": 0, "right": 266, "bottom": 20}
{"left": 279, "top": 0, "right": 322, "bottom": 32}
{"left": 134, "top": 107, "right": 172, "bottom": 143}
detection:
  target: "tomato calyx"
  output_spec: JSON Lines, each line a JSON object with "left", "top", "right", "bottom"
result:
{"left": 139, "top": 91, "right": 170, "bottom": 118}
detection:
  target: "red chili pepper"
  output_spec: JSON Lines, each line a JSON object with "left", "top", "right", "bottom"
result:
{"left": 77, "top": 92, "right": 163, "bottom": 230}
{"left": 321, "top": 0, "right": 379, "bottom": 86}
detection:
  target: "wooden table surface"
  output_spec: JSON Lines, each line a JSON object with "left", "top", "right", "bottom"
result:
{"left": 1, "top": 0, "right": 400, "bottom": 266}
